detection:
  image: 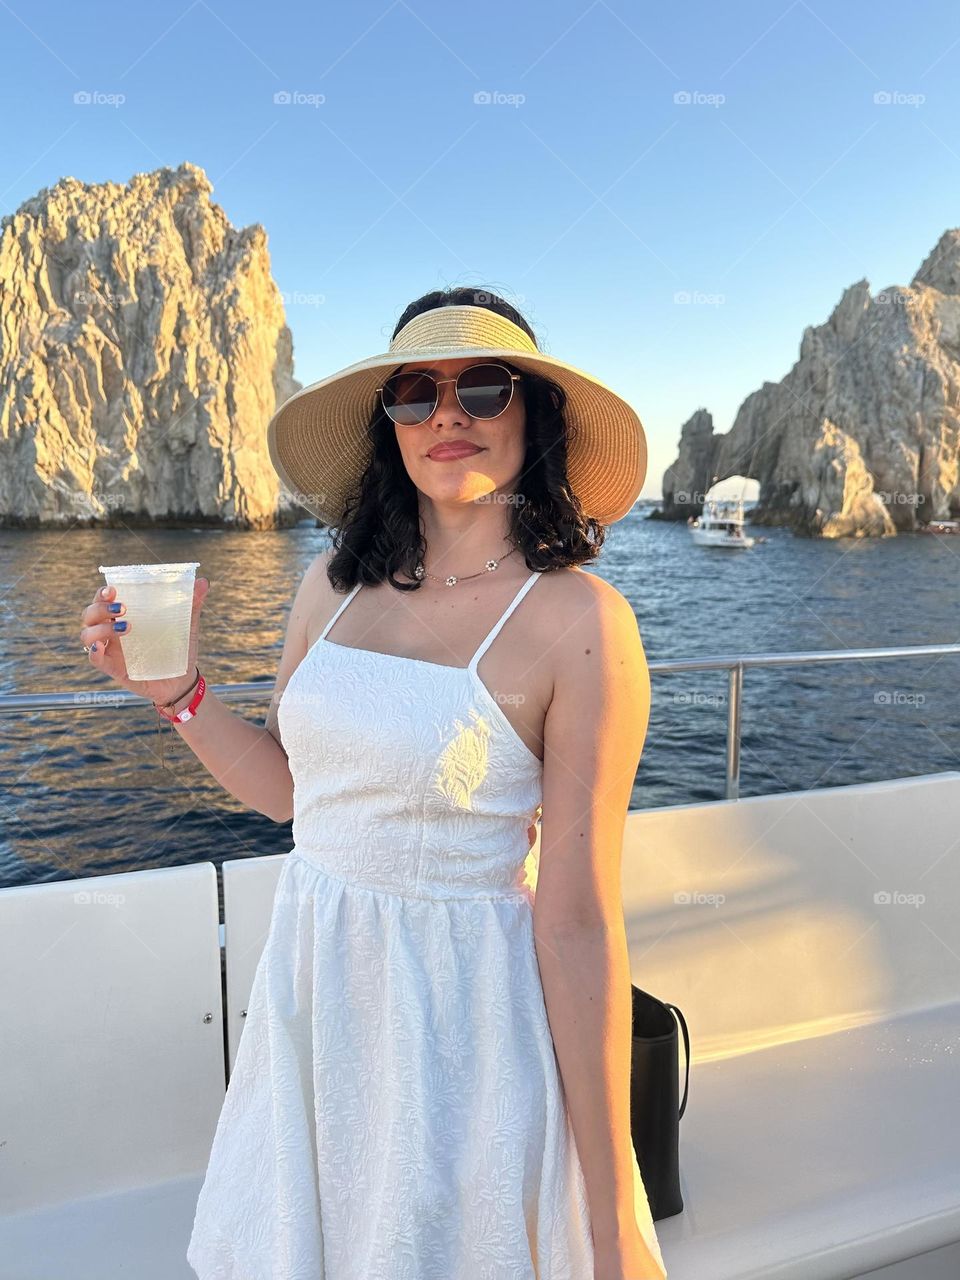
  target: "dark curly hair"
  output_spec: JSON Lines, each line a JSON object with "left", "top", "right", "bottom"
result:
{"left": 327, "top": 287, "right": 606, "bottom": 592}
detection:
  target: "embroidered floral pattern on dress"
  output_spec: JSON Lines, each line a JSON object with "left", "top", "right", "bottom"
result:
{"left": 186, "top": 570, "right": 668, "bottom": 1279}
{"left": 434, "top": 708, "right": 491, "bottom": 811}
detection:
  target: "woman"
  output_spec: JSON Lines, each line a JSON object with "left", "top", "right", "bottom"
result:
{"left": 80, "top": 288, "right": 668, "bottom": 1279}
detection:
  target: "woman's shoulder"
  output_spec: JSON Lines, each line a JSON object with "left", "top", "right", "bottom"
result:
{"left": 292, "top": 548, "right": 345, "bottom": 640}
{"left": 536, "top": 565, "right": 637, "bottom": 624}
{"left": 534, "top": 567, "right": 648, "bottom": 754}
{"left": 533, "top": 566, "right": 643, "bottom": 669}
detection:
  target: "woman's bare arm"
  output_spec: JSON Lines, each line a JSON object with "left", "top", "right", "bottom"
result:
{"left": 532, "top": 574, "right": 661, "bottom": 1266}
{"left": 165, "top": 554, "right": 327, "bottom": 824}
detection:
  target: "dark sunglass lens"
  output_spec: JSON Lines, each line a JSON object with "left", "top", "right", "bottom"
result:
{"left": 457, "top": 365, "right": 513, "bottom": 419}
{"left": 382, "top": 372, "right": 436, "bottom": 424}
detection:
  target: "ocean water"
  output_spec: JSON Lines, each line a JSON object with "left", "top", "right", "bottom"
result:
{"left": 2, "top": 509, "right": 958, "bottom": 888}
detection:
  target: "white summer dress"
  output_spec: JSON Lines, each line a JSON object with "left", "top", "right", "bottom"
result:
{"left": 186, "top": 569, "right": 668, "bottom": 1280}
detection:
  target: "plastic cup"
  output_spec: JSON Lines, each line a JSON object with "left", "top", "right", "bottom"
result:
{"left": 97, "top": 562, "right": 200, "bottom": 681}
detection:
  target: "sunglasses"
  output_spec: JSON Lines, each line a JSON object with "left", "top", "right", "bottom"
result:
{"left": 376, "top": 362, "right": 522, "bottom": 426}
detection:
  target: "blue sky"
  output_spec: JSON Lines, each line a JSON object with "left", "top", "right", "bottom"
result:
{"left": 2, "top": 0, "right": 958, "bottom": 496}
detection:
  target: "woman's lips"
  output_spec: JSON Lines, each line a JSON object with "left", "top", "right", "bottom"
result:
{"left": 426, "top": 443, "right": 484, "bottom": 460}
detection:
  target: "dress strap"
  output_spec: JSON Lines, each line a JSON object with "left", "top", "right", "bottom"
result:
{"left": 319, "top": 581, "right": 363, "bottom": 640}
{"left": 468, "top": 571, "right": 544, "bottom": 673}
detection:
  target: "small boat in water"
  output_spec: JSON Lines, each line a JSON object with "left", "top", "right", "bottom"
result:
{"left": 689, "top": 496, "right": 755, "bottom": 548}
{"left": 918, "top": 518, "right": 960, "bottom": 534}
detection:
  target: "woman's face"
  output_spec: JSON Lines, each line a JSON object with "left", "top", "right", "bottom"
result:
{"left": 389, "top": 356, "right": 527, "bottom": 511}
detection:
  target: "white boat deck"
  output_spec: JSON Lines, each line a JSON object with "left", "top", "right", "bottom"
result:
{"left": 2, "top": 772, "right": 959, "bottom": 1278}
{"left": 656, "top": 1000, "right": 960, "bottom": 1278}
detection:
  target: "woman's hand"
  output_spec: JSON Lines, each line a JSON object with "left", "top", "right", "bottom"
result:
{"left": 526, "top": 803, "right": 542, "bottom": 850}
{"left": 593, "top": 1223, "right": 665, "bottom": 1279}
{"left": 79, "top": 578, "right": 211, "bottom": 707}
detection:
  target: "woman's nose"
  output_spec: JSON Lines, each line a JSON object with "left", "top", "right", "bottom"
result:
{"left": 431, "top": 377, "right": 464, "bottom": 421}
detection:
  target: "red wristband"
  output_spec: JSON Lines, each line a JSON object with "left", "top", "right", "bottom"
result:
{"left": 155, "top": 673, "right": 206, "bottom": 723}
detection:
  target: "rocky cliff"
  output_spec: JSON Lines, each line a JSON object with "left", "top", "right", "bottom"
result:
{"left": 0, "top": 161, "right": 304, "bottom": 528}
{"left": 661, "top": 230, "right": 960, "bottom": 536}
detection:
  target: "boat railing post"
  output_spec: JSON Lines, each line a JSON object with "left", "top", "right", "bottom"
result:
{"left": 726, "top": 663, "right": 743, "bottom": 799}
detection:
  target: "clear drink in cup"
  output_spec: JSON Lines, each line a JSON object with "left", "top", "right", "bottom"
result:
{"left": 97, "top": 562, "right": 200, "bottom": 681}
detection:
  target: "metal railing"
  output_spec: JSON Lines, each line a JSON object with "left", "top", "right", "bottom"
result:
{"left": 3, "top": 642, "right": 960, "bottom": 799}
{"left": 646, "top": 643, "right": 960, "bottom": 798}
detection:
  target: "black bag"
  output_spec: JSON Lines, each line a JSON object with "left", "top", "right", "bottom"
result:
{"left": 629, "top": 985, "right": 690, "bottom": 1221}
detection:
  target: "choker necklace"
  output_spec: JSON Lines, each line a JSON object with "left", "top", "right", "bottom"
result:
{"left": 414, "top": 547, "right": 517, "bottom": 587}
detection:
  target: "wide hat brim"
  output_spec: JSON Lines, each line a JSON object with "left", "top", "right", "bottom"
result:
{"left": 266, "top": 304, "right": 647, "bottom": 527}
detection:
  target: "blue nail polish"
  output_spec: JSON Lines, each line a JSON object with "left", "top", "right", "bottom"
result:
{"left": 108, "top": 603, "right": 122, "bottom": 614}
{"left": 113, "top": 620, "right": 128, "bottom": 632}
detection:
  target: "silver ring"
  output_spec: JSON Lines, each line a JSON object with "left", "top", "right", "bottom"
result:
{"left": 82, "top": 645, "right": 91, "bottom": 653}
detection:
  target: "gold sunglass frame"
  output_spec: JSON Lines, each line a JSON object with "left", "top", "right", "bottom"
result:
{"left": 375, "top": 362, "right": 523, "bottom": 424}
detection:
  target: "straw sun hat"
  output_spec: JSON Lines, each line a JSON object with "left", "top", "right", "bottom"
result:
{"left": 266, "top": 304, "right": 647, "bottom": 528}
